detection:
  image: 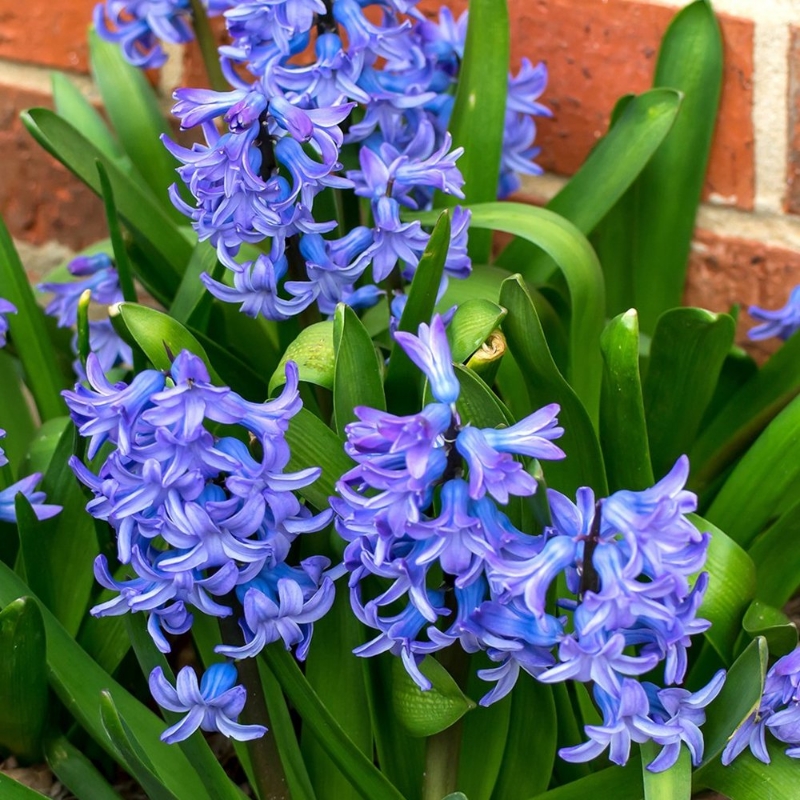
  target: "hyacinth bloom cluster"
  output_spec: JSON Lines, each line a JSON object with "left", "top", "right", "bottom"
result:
{"left": 332, "top": 314, "right": 724, "bottom": 772}
{"left": 39, "top": 252, "right": 132, "bottom": 376}
{"left": 748, "top": 285, "right": 800, "bottom": 341}
{"left": 64, "top": 350, "right": 335, "bottom": 742}
{"left": 722, "top": 647, "right": 800, "bottom": 765}
{"left": 135, "top": 0, "right": 549, "bottom": 321}
{"left": 0, "top": 430, "right": 62, "bottom": 524}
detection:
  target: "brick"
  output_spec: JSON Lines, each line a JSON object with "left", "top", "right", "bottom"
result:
{"left": 0, "top": 0, "right": 89, "bottom": 72}
{"left": 419, "top": 0, "right": 754, "bottom": 210}
{"left": 684, "top": 229, "right": 800, "bottom": 360}
{"left": 786, "top": 25, "right": 800, "bottom": 214}
{"left": 0, "top": 84, "right": 107, "bottom": 250}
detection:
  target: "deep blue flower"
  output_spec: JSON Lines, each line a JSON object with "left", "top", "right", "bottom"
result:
{"left": 0, "top": 298, "right": 16, "bottom": 347}
{"left": 149, "top": 663, "right": 267, "bottom": 743}
{"left": 748, "top": 286, "right": 800, "bottom": 341}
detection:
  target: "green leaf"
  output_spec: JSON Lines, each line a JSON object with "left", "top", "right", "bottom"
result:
{"left": 531, "top": 760, "right": 642, "bottom": 799}
{"left": 741, "top": 600, "right": 798, "bottom": 658}
{"left": 261, "top": 645, "right": 406, "bottom": 800}
{"left": 690, "top": 514, "right": 756, "bottom": 664}
{"left": 0, "top": 773, "right": 49, "bottom": 799}
{"left": 21, "top": 109, "right": 190, "bottom": 287}
{"left": 498, "top": 275, "right": 607, "bottom": 496}
{"left": 385, "top": 211, "right": 451, "bottom": 414}
{"left": 749, "top": 498, "right": 800, "bottom": 608}
{"left": 464, "top": 203, "right": 604, "bottom": 419}
{"left": 496, "top": 89, "right": 681, "bottom": 276}
{"left": 690, "top": 330, "right": 800, "bottom": 496}
{"left": 270, "top": 322, "right": 335, "bottom": 394}
{"left": 45, "top": 734, "right": 124, "bottom": 800}
{"left": 168, "top": 241, "right": 220, "bottom": 328}
{"left": 695, "top": 735, "right": 800, "bottom": 799}
{"left": 641, "top": 741, "right": 690, "bottom": 800}
{"left": 490, "top": 677, "right": 556, "bottom": 800}
{"left": 705, "top": 391, "right": 800, "bottom": 548}
{"left": 302, "top": 590, "right": 370, "bottom": 800}
{"left": 458, "top": 657, "right": 512, "bottom": 800}
{"left": 447, "top": 299, "right": 507, "bottom": 364}
{"left": 333, "top": 304, "right": 385, "bottom": 436}
{"left": 642, "top": 308, "right": 734, "bottom": 478}
{"left": 363, "top": 653, "right": 425, "bottom": 800}
{"left": 454, "top": 363, "right": 513, "bottom": 428}
{"left": 439, "top": 0, "right": 508, "bottom": 262}
{"left": 599, "top": 310, "right": 653, "bottom": 492}
{"left": 696, "top": 637, "right": 767, "bottom": 769}
{"left": 0, "top": 215, "right": 68, "bottom": 421}
{"left": 89, "top": 29, "right": 179, "bottom": 217}
{"left": 391, "top": 656, "right": 475, "bottom": 738}
{"left": 0, "top": 598, "right": 47, "bottom": 761}
{"left": 18, "top": 416, "right": 69, "bottom": 480}
{"left": 633, "top": 0, "right": 723, "bottom": 332}
{"left": 51, "top": 71, "right": 125, "bottom": 164}
{"left": 0, "top": 351, "right": 37, "bottom": 474}
{"left": 99, "top": 691, "right": 183, "bottom": 800}
{"left": 0, "top": 562, "right": 212, "bottom": 800}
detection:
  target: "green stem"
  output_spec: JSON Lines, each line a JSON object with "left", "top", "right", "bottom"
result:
{"left": 189, "top": 0, "right": 228, "bottom": 92}
{"left": 422, "top": 645, "right": 469, "bottom": 800}
{"left": 219, "top": 613, "right": 290, "bottom": 800}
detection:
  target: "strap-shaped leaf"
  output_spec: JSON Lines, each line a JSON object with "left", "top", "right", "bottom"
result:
{"left": 690, "top": 514, "right": 756, "bottom": 664}
{"left": 0, "top": 563, "right": 212, "bottom": 800}
{"left": 748, "top": 497, "right": 800, "bottom": 608}
{"left": 498, "top": 275, "right": 606, "bottom": 497}
{"left": 706, "top": 391, "right": 800, "bottom": 548}
{"left": 600, "top": 310, "right": 653, "bottom": 492}
{"left": 0, "top": 216, "right": 68, "bottom": 421}
{"left": 270, "top": 321, "right": 335, "bottom": 394}
{"left": 642, "top": 308, "right": 734, "bottom": 478}
{"left": 21, "top": 109, "right": 189, "bottom": 285}
{"left": 45, "top": 734, "right": 123, "bottom": 800}
{"left": 530, "top": 759, "right": 642, "bottom": 799}
{"left": 0, "top": 597, "right": 47, "bottom": 761}
{"left": 89, "top": 29, "right": 180, "bottom": 220}
{"left": 261, "top": 645, "right": 406, "bottom": 800}
{"left": 633, "top": 0, "right": 723, "bottom": 332}
{"left": 0, "top": 773, "right": 49, "bottom": 799}
{"left": 439, "top": 0, "right": 508, "bottom": 263}
{"left": 741, "top": 600, "right": 798, "bottom": 658}
{"left": 641, "top": 741, "right": 690, "bottom": 800}
{"left": 0, "top": 351, "right": 37, "bottom": 475}
{"left": 447, "top": 299, "right": 507, "bottom": 364}
{"left": 495, "top": 89, "right": 681, "bottom": 275}
{"left": 333, "top": 303, "right": 385, "bottom": 436}
{"left": 168, "top": 241, "right": 220, "bottom": 328}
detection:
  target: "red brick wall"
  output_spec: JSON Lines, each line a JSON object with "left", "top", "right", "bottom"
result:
{"left": 2, "top": 0, "right": 800, "bottom": 349}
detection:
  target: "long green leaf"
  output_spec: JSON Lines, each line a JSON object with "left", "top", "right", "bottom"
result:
{"left": 741, "top": 600, "right": 798, "bottom": 658}
{"left": 748, "top": 498, "right": 800, "bottom": 608}
{"left": 270, "top": 322, "right": 335, "bottom": 394}
{"left": 21, "top": 109, "right": 189, "bottom": 288}
{"left": 89, "top": 29, "right": 179, "bottom": 217}
{"left": 45, "top": 734, "right": 124, "bottom": 800}
{"left": 261, "top": 645, "right": 406, "bottom": 800}
{"left": 0, "top": 597, "right": 47, "bottom": 761}
{"left": 0, "top": 773, "right": 49, "bottom": 799}
{"left": 302, "top": 590, "right": 371, "bottom": 800}
{"left": 641, "top": 742, "right": 690, "bottom": 800}
{"left": 642, "top": 308, "right": 734, "bottom": 478}
{"left": 0, "top": 216, "right": 68, "bottom": 420}
{"left": 498, "top": 275, "right": 607, "bottom": 496}
{"left": 706, "top": 392, "right": 800, "bottom": 547}
{"left": 531, "top": 760, "right": 642, "bottom": 799}
{"left": 599, "top": 310, "right": 653, "bottom": 491}
{"left": 384, "top": 211, "right": 451, "bottom": 414}
{"left": 496, "top": 89, "right": 681, "bottom": 276}
{"left": 690, "top": 514, "right": 756, "bottom": 664}
{"left": 440, "top": 0, "right": 508, "bottom": 263}
{"left": 632, "top": 0, "right": 723, "bottom": 332}
{"left": 0, "top": 562, "right": 212, "bottom": 800}
{"left": 690, "top": 329, "right": 800, "bottom": 496}
{"left": 462, "top": 203, "right": 604, "bottom": 419}
{"left": 168, "top": 241, "right": 220, "bottom": 327}
{"left": 51, "top": 71, "right": 125, "bottom": 164}
{"left": 0, "top": 351, "right": 37, "bottom": 474}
